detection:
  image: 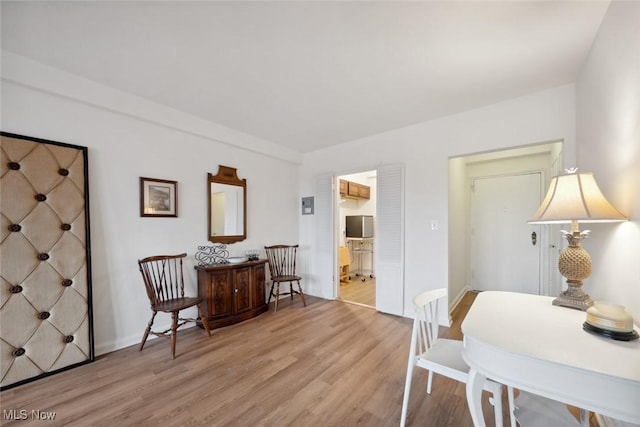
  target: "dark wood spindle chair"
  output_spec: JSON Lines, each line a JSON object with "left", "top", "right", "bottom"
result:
{"left": 264, "top": 245, "right": 307, "bottom": 312}
{"left": 137, "top": 253, "right": 211, "bottom": 358}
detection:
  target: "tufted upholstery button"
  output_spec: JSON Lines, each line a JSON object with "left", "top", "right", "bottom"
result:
{"left": 10, "top": 285, "right": 23, "bottom": 293}
{"left": 38, "top": 253, "right": 50, "bottom": 261}
{"left": 8, "top": 161, "right": 21, "bottom": 170}
{"left": 12, "top": 348, "right": 26, "bottom": 357}
{"left": 61, "top": 279, "right": 73, "bottom": 287}
{"left": 8, "top": 224, "right": 22, "bottom": 232}
{"left": 58, "top": 168, "right": 69, "bottom": 176}
{"left": 61, "top": 223, "right": 72, "bottom": 231}
{"left": 38, "top": 312, "right": 50, "bottom": 320}
{"left": 35, "top": 194, "right": 47, "bottom": 202}
{"left": 64, "top": 336, "right": 74, "bottom": 343}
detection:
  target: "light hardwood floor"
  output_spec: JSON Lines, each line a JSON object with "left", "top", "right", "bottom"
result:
{"left": 0, "top": 293, "right": 582, "bottom": 427}
{"left": 338, "top": 277, "right": 376, "bottom": 307}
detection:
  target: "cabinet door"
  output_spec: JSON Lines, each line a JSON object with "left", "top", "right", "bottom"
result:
{"left": 339, "top": 179, "right": 347, "bottom": 195}
{"left": 233, "top": 267, "right": 252, "bottom": 314}
{"left": 209, "top": 270, "right": 233, "bottom": 318}
{"left": 358, "top": 184, "right": 370, "bottom": 199}
{"left": 347, "top": 181, "right": 360, "bottom": 197}
{"left": 252, "top": 263, "right": 266, "bottom": 308}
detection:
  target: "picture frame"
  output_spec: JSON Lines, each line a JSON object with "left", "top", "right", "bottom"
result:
{"left": 140, "top": 177, "right": 178, "bottom": 217}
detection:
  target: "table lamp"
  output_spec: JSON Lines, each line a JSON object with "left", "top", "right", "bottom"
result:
{"left": 528, "top": 169, "right": 627, "bottom": 310}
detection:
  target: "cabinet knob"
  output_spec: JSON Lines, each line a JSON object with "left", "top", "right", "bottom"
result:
{"left": 235, "top": 288, "right": 238, "bottom": 293}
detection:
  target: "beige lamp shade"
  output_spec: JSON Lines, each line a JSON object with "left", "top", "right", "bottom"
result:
{"left": 528, "top": 170, "right": 627, "bottom": 311}
{"left": 529, "top": 172, "right": 627, "bottom": 224}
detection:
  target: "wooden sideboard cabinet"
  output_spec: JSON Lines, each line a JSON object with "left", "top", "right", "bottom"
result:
{"left": 195, "top": 260, "right": 268, "bottom": 329}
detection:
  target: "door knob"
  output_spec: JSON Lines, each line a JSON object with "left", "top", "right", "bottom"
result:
{"left": 531, "top": 231, "right": 537, "bottom": 245}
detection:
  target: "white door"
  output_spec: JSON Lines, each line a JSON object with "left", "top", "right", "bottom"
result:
{"left": 470, "top": 173, "right": 542, "bottom": 294}
{"left": 375, "top": 164, "right": 404, "bottom": 315}
{"left": 314, "top": 174, "right": 334, "bottom": 297}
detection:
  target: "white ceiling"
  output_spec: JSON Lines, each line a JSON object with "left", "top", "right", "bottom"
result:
{"left": 1, "top": 1, "right": 610, "bottom": 154}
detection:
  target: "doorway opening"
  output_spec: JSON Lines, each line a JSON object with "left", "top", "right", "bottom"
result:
{"left": 336, "top": 170, "right": 377, "bottom": 308}
{"left": 448, "top": 142, "right": 564, "bottom": 304}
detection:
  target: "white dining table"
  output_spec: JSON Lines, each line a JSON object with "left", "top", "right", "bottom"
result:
{"left": 461, "top": 291, "right": 640, "bottom": 427}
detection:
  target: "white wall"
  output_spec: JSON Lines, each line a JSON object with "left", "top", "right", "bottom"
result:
{"left": 576, "top": 1, "right": 640, "bottom": 323}
{"left": 1, "top": 53, "right": 301, "bottom": 355}
{"left": 300, "top": 84, "right": 576, "bottom": 316}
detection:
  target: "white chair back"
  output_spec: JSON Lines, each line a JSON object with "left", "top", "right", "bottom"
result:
{"left": 400, "top": 288, "right": 514, "bottom": 427}
{"left": 412, "top": 288, "right": 447, "bottom": 355}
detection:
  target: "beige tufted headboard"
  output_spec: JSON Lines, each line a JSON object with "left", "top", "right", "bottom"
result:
{"left": 1, "top": 132, "right": 94, "bottom": 390}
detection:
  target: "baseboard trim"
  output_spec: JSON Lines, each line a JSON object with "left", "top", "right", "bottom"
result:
{"left": 449, "top": 285, "right": 472, "bottom": 314}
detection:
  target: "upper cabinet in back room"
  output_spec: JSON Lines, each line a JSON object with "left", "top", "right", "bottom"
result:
{"left": 340, "top": 179, "right": 370, "bottom": 200}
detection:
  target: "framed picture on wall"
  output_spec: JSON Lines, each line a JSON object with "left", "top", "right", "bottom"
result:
{"left": 140, "top": 177, "right": 178, "bottom": 217}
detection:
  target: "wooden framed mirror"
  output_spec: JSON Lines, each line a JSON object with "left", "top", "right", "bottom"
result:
{"left": 208, "top": 165, "right": 247, "bottom": 244}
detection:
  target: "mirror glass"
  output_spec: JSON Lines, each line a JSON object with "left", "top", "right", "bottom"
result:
{"left": 211, "top": 183, "right": 244, "bottom": 236}
{"left": 208, "top": 166, "right": 247, "bottom": 244}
